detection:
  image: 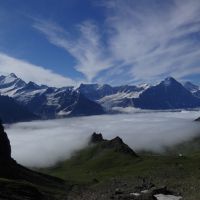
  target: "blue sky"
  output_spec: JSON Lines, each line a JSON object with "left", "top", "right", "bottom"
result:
{"left": 0, "top": 0, "right": 200, "bottom": 87}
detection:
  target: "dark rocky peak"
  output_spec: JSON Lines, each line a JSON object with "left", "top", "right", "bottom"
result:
{"left": 160, "top": 77, "right": 180, "bottom": 87}
{"left": 90, "top": 132, "right": 104, "bottom": 143}
{"left": 89, "top": 133, "right": 138, "bottom": 157}
{"left": 26, "top": 81, "right": 41, "bottom": 90}
{"left": 110, "top": 136, "right": 123, "bottom": 144}
{"left": 106, "top": 136, "right": 138, "bottom": 156}
{"left": 195, "top": 117, "right": 200, "bottom": 121}
{"left": 0, "top": 75, "right": 6, "bottom": 81}
{"left": 79, "top": 83, "right": 99, "bottom": 90}
{"left": 9, "top": 73, "right": 18, "bottom": 78}
{"left": 0, "top": 73, "right": 26, "bottom": 89}
{"left": 0, "top": 120, "right": 11, "bottom": 161}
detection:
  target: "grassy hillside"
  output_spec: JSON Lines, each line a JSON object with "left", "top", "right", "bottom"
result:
{"left": 39, "top": 139, "right": 200, "bottom": 200}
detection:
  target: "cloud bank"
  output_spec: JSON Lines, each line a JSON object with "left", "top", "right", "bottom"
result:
{"left": 6, "top": 111, "right": 200, "bottom": 168}
{"left": 0, "top": 53, "right": 75, "bottom": 87}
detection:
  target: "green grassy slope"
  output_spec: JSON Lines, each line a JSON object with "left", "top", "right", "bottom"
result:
{"left": 39, "top": 140, "right": 200, "bottom": 200}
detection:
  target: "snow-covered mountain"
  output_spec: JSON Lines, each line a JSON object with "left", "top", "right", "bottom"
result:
{"left": 78, "top": 83, "right": 150, "bottom": 110}
{"left": 133, "top": 77, "right": 200, "bottom": 109}
{"left": 79, "top": 78, "right": 200, "bottom": 110}
{"left": 78, "top": 83, "right": 150, "bottom": 101}
{"left": 0, "top": 74, "right": 105, "bottom": 118}
{"left": 183, "top": 81, "right": 200, "bottom": 98}
{"left": 0, "top": 74, "right": 200, "bottom": 120}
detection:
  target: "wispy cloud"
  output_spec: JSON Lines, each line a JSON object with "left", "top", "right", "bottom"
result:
{"left": 0, "top": 53, "right": 75, "bottom": 87}
{"left": 32, "top": 0, "right": 200, "bottom": 84}
{"left": 33, "top": 19, "right": 113, "bottom": 82}
{"left": 105, "top": 0, "right": 200, "bottom": 82}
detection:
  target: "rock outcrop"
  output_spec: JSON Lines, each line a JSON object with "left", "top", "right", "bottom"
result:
{"left": 90, "top": 133, "right": 138, "bottom": 157}
{"left": 0, "top": 120, "right": 11, "bottom": 161}
{"left": 0, "top": 120, "right": 69, "bottom": 199}
{"left": 90, "top": 132, "right": 105, "bottom": 143}
{"left": 195, "top": 117, "right": 200, "bottom": 121}
{"left": 103, "top": 136, "right": 138, "bottom": 156}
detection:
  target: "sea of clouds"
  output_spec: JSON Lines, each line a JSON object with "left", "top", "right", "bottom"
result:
{"left": 5, "top": 110, "right": 200, "bottom": 168}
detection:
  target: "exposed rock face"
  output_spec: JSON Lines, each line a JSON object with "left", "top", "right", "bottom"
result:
{"left": 195, "top": 117, "right": 200, "bottom": 121}
{"left": 102, "top": 136, "right": 138, "bottom": 156}
{"left": 90, "top": 132, "right": 104, "bottom": 143}
{"left": 0, "top": 120, "right": 11, "bottom": 161}
{"left": 0, "top": 120, "right": 69, "bottom": 199}
{"left": 90, "top": 133, "right": 138, "bottom": 157}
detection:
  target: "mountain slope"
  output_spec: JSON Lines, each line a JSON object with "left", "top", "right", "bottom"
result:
{"left": 0, "top": 121, "right": 70, "bottom": 200}
{"left": 133, "top": 77, "right": 200, "bottom": 109}
{"left": 1, "top": 73, "right": 200, "bottom": 115}
{"left": 42, "top": 133, "right": 139, "bottom": 183}
{"left": 0, "top": 95, "right": 37, "bottom": 123}
{"left": 41, "top": 132, "right": 200, "bottom": 200}
{"left": 0, "top": 74, "right": 105, "bottom": 118}
{"left": 184, "top": 81, "right": 200, "bottom": 98}
{"left": 79, "top": 83, "right": 150, "bottom": 110}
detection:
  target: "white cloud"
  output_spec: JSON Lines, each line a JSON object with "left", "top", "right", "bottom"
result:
{"left": 6, "top": 111, "right": 200, "bottom": 168}
{"left": 105, "top": 0, "right": 200, "bottom": 82}
{"left": 0, "top": 53, "right": 76, "bottom": 87}
{"left": 32, "top": 0, "right": 200, "bottom": 84}
{"left": 33, "top": 19, "right": 113, "bottom": 82}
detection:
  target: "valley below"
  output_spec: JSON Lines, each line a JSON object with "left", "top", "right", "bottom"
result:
{"left": 3, "top": 110, "right": 200, "bottom": 199}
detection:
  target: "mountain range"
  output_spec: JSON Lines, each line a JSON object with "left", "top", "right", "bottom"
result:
{"left": 0, "top": 73, "right": 200, "bottom": 122}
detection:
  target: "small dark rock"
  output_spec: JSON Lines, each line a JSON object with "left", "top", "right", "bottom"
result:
{"left": 90, "top": 132, "right": 105, "bottom": 143}
{"left": 115, "top": 188, "right": 124, "bottom": 195}
{"left": 151, "top": 186, "right": 174, "bottom": 195}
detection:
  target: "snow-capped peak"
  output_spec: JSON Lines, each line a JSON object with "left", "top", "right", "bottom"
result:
{"left": 1, "top": 73, "right": 19, "bottom": 84}
{"left": 8, "top": 73, "right": 18, "bottom": 78}
{"left": 162, "top": 77, "right": 177, "bottom": 86}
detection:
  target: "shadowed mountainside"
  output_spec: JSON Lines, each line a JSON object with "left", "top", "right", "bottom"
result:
{"left": 0, "top": 120, "right": 70, "bottom": 200}
{"left": 0, "top": 95, "right": 38, "bottom": 123}
{"left": 195, "top": 117, "right": 200, "bottom": 121}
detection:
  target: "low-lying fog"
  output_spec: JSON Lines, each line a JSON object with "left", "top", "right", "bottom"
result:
{"left": 5, "top": 110, "right": 200, "bottom": 168}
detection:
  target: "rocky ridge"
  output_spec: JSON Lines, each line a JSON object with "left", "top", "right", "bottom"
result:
{"left": 90, "top": 132, "right": 138, "bottom": 157}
